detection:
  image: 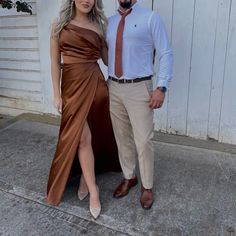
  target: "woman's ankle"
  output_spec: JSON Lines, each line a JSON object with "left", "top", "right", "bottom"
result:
{"left": 79, "top": 175, "right": 88, "bottom": 191}
{"left": 89, "top": 185, "right": 99, "bottom": 195}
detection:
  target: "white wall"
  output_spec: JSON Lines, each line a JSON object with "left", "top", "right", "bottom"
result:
{"left": 0, "top": 0, "right": 42, "bottom": 115}
{"left": 153, "top": 0, "right": 236, "bottom": 144}
{"left": 0, "top": 0, "right": 236, "bottom": 144}
{"left": 36, "top": 0, "right": 63, "bottom": 114}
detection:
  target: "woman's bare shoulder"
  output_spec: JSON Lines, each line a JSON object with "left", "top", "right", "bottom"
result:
{"left": 52, "top": 17, "right": 60, "bottom": 29}
{"left": 51, "top": 18, "right": 60, "bottom": 39}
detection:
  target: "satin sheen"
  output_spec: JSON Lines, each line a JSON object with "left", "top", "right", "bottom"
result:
{"left": 114, "top": 8, "right": 132, "bottom": 78}
{"left": 46, "top": 24, "right": 120, "bottom": 206}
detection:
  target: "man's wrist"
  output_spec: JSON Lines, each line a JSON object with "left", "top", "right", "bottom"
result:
{"left": 156, "top": 86, "right": 167, "bottom": 93}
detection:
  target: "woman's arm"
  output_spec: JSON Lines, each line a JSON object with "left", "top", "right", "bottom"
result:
{"left": 50, "top": 21, "right": 62, "bottom": 113}
{"left": 101, "top": 41, "right": 108, "bottom": 66}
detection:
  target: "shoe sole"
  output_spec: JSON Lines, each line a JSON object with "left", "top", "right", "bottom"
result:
{"left": 140, "top": 202, "right": 153, "bottom": 210}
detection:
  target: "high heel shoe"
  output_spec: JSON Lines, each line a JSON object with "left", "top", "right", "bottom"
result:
{"left": 90, "top": 205, "right": 101, "bottom": 219}
{"left": 89, "top": 186, "right": 101, "bottom": 219}
{"left": 78, "top": 189, "right": 89, "bottom": 200}
{"left": 78, "top": 175, "right": 89, "bottom": 200}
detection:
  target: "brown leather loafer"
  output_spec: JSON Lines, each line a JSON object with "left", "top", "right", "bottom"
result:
{"left": 140, "top": 186, "right": 154, "bottom": 210}
{"left": 113, "top": 176, "right": 138, "bottom": 198}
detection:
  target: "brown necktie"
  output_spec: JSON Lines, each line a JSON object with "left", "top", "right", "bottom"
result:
{"left": 115, "top": 8, "right": 132, "bottom": 78}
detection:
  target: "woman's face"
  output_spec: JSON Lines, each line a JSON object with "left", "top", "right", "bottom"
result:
{"left": 74, "top": 0, "right": 95, "bottom": 14}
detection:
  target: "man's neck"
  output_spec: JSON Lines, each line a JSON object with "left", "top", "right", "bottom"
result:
{"left": 119, "top": 1, "right": 137, "bottom": 13}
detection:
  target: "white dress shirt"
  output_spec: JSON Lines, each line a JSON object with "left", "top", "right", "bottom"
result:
{"left": 106, "top": 3, "right": 173, "bottom": 89}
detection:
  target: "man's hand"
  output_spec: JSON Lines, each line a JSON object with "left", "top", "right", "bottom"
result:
{"left": 149, "top": 88, "right": 165, "bottom": 109}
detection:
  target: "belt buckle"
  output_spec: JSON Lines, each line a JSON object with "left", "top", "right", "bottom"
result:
{"left": 125, "top": 79, "right": 133, "bottom": 83}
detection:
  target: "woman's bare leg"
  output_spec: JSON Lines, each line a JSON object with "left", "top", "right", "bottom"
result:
{"left": 78, "top": 174, "right": 88, "bottom": 193}
{"left": 78, "top": 121, "right": 100, "bottom": 208}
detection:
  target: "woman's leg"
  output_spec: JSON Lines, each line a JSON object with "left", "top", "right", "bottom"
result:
{"left": 78, "top": 121, "right": 100, "bottom": 208}
{"left": 78, "top": 174, "right": 88, "bottom": 193}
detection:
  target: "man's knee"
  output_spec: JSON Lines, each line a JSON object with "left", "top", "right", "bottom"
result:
{"left": 135, "top": 136, "right": 153, "bottom": 154}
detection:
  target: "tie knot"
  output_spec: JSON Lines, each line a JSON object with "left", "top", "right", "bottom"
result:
{"left": 118, "top": 8, "right": 132, "bottom": 18}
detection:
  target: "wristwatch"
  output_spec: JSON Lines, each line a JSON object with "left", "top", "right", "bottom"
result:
{"left": 157, "top": 86, "right": 167, "bottom": 93}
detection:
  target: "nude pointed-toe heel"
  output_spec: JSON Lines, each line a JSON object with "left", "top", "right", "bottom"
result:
{"left": 89, "top": 186, "right": 101, "bottom": 219}
{"left": 89, "top": 205, "right": 101, "bottom": 219}
{"left": 78, "top": 189, "right": 89, "bottom": 201}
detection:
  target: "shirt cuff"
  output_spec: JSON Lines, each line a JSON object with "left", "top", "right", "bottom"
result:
{"left": 155, "top": 78, "right": 170, "bottom": 90}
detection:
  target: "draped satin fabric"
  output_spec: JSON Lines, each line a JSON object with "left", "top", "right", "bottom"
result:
{"left": 46, "top": 24, "right": 121, "bottom": 206}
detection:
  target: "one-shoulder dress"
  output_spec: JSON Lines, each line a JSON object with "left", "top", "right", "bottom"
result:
{"left": 46, "top": 24, "right": 121, "bottom": 206}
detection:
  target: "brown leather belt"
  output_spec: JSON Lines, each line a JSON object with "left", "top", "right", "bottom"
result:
{"left": 108, "top": 76, "right": 152, "bottom": 84}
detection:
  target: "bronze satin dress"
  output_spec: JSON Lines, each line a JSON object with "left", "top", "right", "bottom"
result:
{"left": 46, "top": 24, "right": 120, "bottom": 206}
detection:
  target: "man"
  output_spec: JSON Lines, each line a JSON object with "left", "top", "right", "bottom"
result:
{"left": 106, "top": 0, "right": 173, "bottom": 209}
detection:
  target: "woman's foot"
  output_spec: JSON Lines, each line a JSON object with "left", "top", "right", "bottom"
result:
{"left": 89, "top": 186, "right": 101, "bottom": 219}
{"left": 78, "top": 175, "right": 89, "bottom": 200}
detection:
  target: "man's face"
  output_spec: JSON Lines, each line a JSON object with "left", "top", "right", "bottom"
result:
{"left": 118, "top": 0, "right": 134, "bottom": 9}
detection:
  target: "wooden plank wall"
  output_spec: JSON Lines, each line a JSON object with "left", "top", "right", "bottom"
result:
{"left": 152, "top": 0, "right": 236, "bottom": 144}
{"left": 0, "top": 0, "right": 42, "bottom": 115}
{"left": 0, "top": 0, "right": 235, "bottom": 144}
{"left": 218, "top": 0, "right": 236, "bottom": 144}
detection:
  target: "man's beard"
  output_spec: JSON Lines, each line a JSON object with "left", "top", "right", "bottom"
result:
{"left": 120, "top": 0, "right": 132, "bottom": 9}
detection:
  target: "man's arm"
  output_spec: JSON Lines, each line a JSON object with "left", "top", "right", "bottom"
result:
{"left": 148, "top": 12, "right": 173, "bottom": 109}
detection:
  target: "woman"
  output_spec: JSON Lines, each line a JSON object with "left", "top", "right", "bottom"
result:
{"left": 46, "top": 0, "right": 120, "bottom": 219}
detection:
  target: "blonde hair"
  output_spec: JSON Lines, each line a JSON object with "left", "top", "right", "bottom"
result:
{"left": 53, "top": 0, "right": 107, "bottom": 39}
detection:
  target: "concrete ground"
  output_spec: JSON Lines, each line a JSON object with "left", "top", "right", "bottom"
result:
{"left": 0, "top": 114, "right": 236, "bottom": 236}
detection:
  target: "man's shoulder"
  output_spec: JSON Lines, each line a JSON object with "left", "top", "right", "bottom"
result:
{"left": 136, "top": 4, "right": 153, "bottom": 14}
{"left": 134, "top": 4, "right": 157, "bottom": 20}
{"left": 137, "top": 5, "right": 162, "bottom": 22}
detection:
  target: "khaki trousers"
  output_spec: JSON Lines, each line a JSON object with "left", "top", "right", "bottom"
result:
{"left": 108, "top": 79, "right": 154, "bottom": 189}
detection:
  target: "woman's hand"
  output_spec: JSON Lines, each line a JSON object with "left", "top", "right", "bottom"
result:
{"left": 53, "top": 96, "right": 62, "bottom": 114}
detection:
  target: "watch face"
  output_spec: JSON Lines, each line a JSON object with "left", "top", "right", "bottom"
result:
{"left": 160, "top": 87, "right": 167, "bottom": 92}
